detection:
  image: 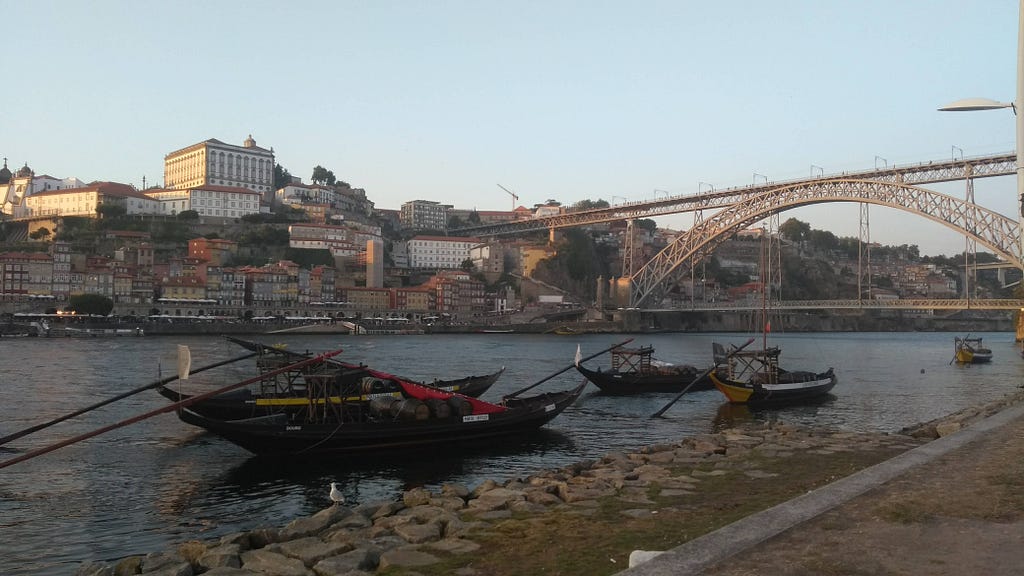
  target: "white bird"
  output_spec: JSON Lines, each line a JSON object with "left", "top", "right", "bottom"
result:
{"left": 329, "top": 482, "right": 345, "bottom": 506}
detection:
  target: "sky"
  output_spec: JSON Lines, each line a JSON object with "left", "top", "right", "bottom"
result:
{"left": 2, "top": 0, "right": 1020, "bottom": 256}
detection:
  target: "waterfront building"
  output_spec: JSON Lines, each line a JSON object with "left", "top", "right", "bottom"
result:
{"left": 407, "top": 235, "right": 482, "bottom": 269}
{"left": 337, "top": 286, "right": 390, "bottom": 311}
{"left": 400, "top": 200, "right": 451, "bottom": 232}
{"left": 163, "top": 136, "right": 275, "bottom": 203}
{"left": 0, "top": 251, "right": 53, "bottom": 297}
{"left": 423, "top": 270, "right": 485, "bottom": 314}
{"left": 392, "top": 286, "right": 432, "bottom": 312}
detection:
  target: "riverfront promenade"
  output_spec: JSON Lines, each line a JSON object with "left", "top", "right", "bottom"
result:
{"left": 623, "top": 391, "right": 1024, "bottom": 575}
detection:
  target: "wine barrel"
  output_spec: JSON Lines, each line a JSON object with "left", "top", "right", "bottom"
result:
{"left": 447, "top": 396, "right": 473, "bottom": 417}
{"left": 369, "top": 397, "right": 398, "bottom": 417}
{"left": 424, "top": 398, "right": 451, "bottom": 419}
{"left": 392, "top": 398, "right": 430, "bottom": 421}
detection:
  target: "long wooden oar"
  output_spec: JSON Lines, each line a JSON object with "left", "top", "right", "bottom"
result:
{"left": 504, "top": 338, "right": 634, "bottom": 399}
{"left": 651, "top": 337, "right": 755, "bottom": 418}
{"left": 0, "top": 351, "right": 260, "bottom": 447}
{"left": 0, "top": 349, "right": 342, "bottom": 470}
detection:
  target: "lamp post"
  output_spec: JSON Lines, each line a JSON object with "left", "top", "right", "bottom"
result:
{"left": 938, "top": 0, "right": 1024, "bottom": 275}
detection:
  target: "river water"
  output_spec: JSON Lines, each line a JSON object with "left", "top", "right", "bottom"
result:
{"left": 1, "top": 331, "right": 1021, "bottom": 574}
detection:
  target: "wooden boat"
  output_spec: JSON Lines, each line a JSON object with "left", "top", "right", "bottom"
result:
{"left": 709, "top": 229, "right": 836, "bottom": 407}
{"left": 170, "top": 357, "right": 585, "bottom": 456}
{"left": 575, "top": 345, "right": 712, "bottom": 395}
{"left": 954, "top": 336, "right": 992, "bottom": 364}
{"left": 709, "top": 343, "right": 836, "bottom": 407}
{"left": 156, "top": 360, "right": 504, "bottom": 421}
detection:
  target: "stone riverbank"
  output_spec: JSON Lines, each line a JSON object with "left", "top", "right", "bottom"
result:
{"left": 73, "top": 391, "right": 1023, "bottom": 576}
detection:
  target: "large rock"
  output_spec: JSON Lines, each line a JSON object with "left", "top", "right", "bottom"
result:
{"left": 394, "top": 521, "right": 442, "bottom": 543}
{"left": 311, "top": 548, "right": 379, "bottom": 575}
{"left": 268, "top": 537, "right": 351, "bottom": 567}
{"left": 198, "top": 544, "right": 242, "bottom": 570}
{"left": 377, "top": 548, "right": 441, "bottom": 570}
{"left": 239, "top": 549, "right": 312, "bottom": 576}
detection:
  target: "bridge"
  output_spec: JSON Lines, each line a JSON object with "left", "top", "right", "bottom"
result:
{"left": 453, "top": 152, "right": 1024, "bottom": 309}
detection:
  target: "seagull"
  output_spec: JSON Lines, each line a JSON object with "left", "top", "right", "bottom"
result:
{"left": 329, "top": 482, "right": 345, "bottom": 506}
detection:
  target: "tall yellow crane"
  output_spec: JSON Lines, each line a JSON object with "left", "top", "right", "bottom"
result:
{"left": 497, "top": 184, "right": 519, "bottom": 211}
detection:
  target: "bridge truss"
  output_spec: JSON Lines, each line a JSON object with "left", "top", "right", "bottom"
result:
{"left": 630, "top": 178, "right": 1021, "bottom": 307}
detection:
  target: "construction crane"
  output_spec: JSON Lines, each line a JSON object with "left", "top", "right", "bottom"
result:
{"left": 497, "top": 184, "right": 519, "bottom": 211}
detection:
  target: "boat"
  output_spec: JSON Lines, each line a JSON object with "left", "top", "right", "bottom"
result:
{"left": 709, "top": 229, "right": 836, "bottom": 407}
{"left": 574, "top": 345, "right": 712, "bottom": 395}
{"left": 169, "top": 353, "right": 585, "bottom": 456}
{"left": 709, "top": 343, "right": 836, "bottom": 406}
{"left": 954, "top": 336, "right": 992, "bottom": 364}
{"left": 156, "top": 346, "right": 504, "bottom": 421}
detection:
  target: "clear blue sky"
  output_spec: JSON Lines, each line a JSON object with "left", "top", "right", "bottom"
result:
{"left": 3, "top": 0, "right": 1019, "bottom": 256}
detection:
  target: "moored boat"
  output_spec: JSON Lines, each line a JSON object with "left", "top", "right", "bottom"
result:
{"left": 954, "top": 336, "right": 992, "bottom": 364}
{"left": 575, "top": 345, "right": 711, "bottom": 395}
{"left": 709, "top": 344, "right": 836, "bottom": 407}
{"left": 709, "top": 228, "right": 836, "bottom": 407}
{"left": 170, "top": 355, "right": 584, "bottom": 456}
{"left": 156, "top": 353, "right": 504, "bottom": 421}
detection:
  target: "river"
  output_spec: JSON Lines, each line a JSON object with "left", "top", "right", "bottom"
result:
{"left": 1, "top": 331, "right": 1021, "bottom": 575}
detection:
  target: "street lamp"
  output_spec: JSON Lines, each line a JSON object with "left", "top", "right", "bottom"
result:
{"left": 938, "top": 0, "right": 1024, "bottom": 275}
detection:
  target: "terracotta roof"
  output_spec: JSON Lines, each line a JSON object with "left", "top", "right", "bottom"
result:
{"left": 190, "top": 184, "right": 261, "bottom": 195}
{"left": 410, "top": 235, "right": 482, "bottom": 243}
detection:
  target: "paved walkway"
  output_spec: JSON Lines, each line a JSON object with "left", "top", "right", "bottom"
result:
{"left": 619, "top": 400, "right": 1024, "bottom": 575}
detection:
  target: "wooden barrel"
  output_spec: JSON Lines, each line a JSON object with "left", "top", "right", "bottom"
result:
{"left": 369, "top": 397, "right": 398, "bottom": 417}
{"left": 425, "top": 398, "right": 451, "bottom": 419}
{"left": 392, "top": 398, "right": 430, "bottom": 421}
{"left": 447, "top": 396, "right": 473, "bottom": 417}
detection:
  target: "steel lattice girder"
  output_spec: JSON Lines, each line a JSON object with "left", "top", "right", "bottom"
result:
{"left": 629, "top": 178, "right": 1021, "bottom": 307}
{"left": 452, "top": 153, "right": 1016, "bottom": 238}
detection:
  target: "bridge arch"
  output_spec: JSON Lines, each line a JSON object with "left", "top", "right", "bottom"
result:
{"left": 629, "top": 178, "right": 1021, "bottom": 307}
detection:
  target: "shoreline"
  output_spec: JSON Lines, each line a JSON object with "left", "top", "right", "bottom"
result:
{"left": 74, "top": 391, "right": 1024, "bottom": 576}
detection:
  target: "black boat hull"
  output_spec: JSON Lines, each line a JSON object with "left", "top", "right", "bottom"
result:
{"left": 575, "top": 364, "right": 712, "bottom": 395}
{"left": 177, "top": 384, "right": 585, "bottom": 456}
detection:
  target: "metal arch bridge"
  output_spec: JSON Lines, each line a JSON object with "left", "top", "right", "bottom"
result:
{"left": 453, "top": 152, "right": 1016, "bottom": 236}
{"left": 630, "top": 177, "right": 1021, "bottom": 307}
{"left": 452, "top": 152, "right": 1021, "bottom": 308}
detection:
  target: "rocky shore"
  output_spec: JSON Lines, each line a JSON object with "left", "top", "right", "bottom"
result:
{"left": 74, "top": 391, "right": 1023, "bottom": 576}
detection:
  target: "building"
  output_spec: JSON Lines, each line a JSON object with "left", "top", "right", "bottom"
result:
{"left": 145, "top": 184, "right": 261, "bottom": 220}
{"left": 189, "top": 238, "right": 238, "bottom": 266}
{"left": 366, "top": 239, "right": 385, "bottom": 288}
{"left": 400, "top": 200, "right": 451, "bottom": 231}
{"left": 163, "top": 135, "right": 275, "bottom": 203}
{"left": 23, "top": 182, "right": 159, "bottom": 218}
{"left": 407, "top": 235, "right": 482, "bottom": 269}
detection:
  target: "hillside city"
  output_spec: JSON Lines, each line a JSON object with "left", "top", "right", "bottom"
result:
{"left": 0, "top": 135, "right": 1017, "bottom": 329}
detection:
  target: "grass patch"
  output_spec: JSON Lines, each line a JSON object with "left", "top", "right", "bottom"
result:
{"left": 384, "top": 443, "right": 909, "bottom": 576}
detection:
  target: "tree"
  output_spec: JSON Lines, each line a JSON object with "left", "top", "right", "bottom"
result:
{"left": 780, "top": 218, "right": 811, "bottom": 243}
{"left": 636, "top": 219, "right": 657, "bottom": 232}
{"left": 68, "top": 294, "right": 114, "bottom": 316}
{"left": 177, "top": 209, "right": 200, "bottom": 221}
{"left": 29, "top": 227, "right": 51, "bottom": 241}
{"left": 96, "top": 204, "right": 127, "bottom": 219}
{"left": 273, "top": 163, "right": 292, "bottom": 190}
{"left": 573, "top": 199, "right": 610, "bottom": 210}
{"left": 460, "top": 258, "right": 475, "bottom": 272}
{"left": 311, "top": 165, "right": 337, "bottom": 186}
{"left": 467, "top": 210, "right": 481, "bottom": 224}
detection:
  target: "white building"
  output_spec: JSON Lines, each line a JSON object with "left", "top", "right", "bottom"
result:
{"left": 24, "top": 182, "right": 160, "bottom": 218}
{"left": 407, "top": 235, "right": 482, "bottom": 269}
{"left": 145, "top": 185, "right": 261, "bottom": 219}
{"left": 276, "top": 182, "right": 335, "bottom": 206}
{"left": 288, "top": 222, "right": 383, "bottom": 258}
{"left": 164, "top": 135, "right": 275, "bottom": 202}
